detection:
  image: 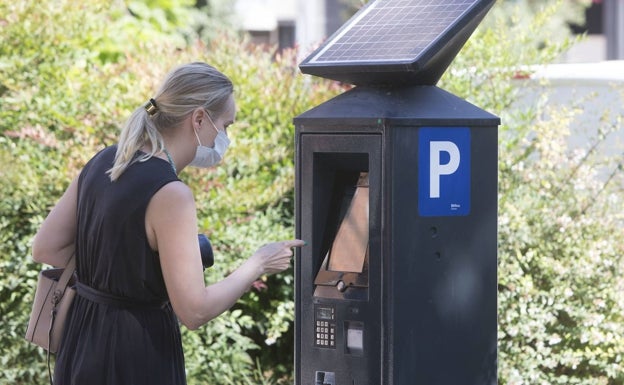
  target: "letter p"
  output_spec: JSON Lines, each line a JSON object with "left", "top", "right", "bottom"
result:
{"left": 430, "top": 141, "right": 460, "bottom": 198}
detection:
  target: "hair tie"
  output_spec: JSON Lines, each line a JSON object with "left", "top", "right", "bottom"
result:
{"left": 144, "top": 98, "right": 159, "bottom": 116}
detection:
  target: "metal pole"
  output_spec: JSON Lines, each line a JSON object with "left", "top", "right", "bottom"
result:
{"left": 604, "top": 0, "right": 624, "bottom": 59}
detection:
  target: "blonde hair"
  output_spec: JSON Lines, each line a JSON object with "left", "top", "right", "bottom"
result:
{"left": 108, "top": 62, "right": 234, "bottom": 181}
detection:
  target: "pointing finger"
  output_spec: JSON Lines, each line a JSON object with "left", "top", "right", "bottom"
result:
{"left": 282, "top": 239, "right": 306, "bottom": 248}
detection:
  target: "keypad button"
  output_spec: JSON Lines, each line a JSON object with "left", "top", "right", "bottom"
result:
{"left": 314, "top": 317, "right": 336, "bottom": 349}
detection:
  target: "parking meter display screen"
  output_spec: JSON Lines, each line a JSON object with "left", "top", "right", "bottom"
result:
{"left": 316, "top": 306, "right": 334, "bottom": 320}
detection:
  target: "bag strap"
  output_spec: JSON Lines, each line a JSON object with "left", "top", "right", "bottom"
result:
{"left": 54, "top": 254, "right": 76, "bottom": 301}
{"left": 48, "top": 253, "right": 76, "bottom": 385}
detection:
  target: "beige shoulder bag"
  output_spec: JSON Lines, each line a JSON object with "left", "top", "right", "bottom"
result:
{"left": 25, "top": 254, "right": 76, "bottom": 382}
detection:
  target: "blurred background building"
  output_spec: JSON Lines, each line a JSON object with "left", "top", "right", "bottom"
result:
{"left": 233, "top": 0, "right": 623, "bottom": 63}
{"left": 231, "top": 0, "right": 623, "bottom": 166}
{"left": 565, "top": 0, "right": 624, "bottom": 61}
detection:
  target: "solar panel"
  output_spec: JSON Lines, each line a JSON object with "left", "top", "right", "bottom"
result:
{"left": 299, "top": 0, "right": 496, "bottom": 86}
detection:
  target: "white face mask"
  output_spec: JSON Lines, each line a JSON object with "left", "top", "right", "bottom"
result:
{"left": 188, "top": 123, "right": 230, "bottom": 169}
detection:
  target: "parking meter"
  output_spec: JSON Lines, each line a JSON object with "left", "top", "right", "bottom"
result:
{"left": 294, "top": 1, "right": 499, "bottom": 384}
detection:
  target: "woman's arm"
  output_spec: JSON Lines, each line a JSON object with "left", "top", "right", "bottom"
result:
{"left": 31, "top": 176, "right": 79, "bottom": 267}
{"left": 146, "top": 181, "right": 303, "bottom": 330}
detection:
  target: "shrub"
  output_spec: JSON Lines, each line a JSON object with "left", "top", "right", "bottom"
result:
{"left": 443, "top": 2, "right": 624, "bottom": 384}
{"left": 2, "top": 0, "right": 623, "bottom": 384}
{"left": 0, "top": 1, "right": 341, "bottom": 383}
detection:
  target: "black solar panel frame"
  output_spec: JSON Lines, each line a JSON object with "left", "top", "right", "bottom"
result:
{"left": 299, "top": 0, "right": 496, "bottom": 86}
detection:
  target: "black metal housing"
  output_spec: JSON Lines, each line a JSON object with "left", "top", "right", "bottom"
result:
{"left": 294, "top": 85, "right": 499, "bottom": 385}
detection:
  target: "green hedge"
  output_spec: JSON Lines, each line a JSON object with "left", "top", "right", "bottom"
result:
{"left": 0, "top": 1, "right": 341, "bottom": 383}
{"left": 1, "top": 1, "right": 623, "bottom": 384}
{"left": 444, "top": 3, "right": 624, "bottom": 384}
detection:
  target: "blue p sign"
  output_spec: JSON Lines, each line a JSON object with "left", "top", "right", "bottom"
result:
{"left": 418, "top": 127, "right": 470, "bottom": 216}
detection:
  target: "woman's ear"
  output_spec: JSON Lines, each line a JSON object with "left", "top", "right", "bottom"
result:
{"left": 190, "top": 107, "right": 207, "bottom": 130}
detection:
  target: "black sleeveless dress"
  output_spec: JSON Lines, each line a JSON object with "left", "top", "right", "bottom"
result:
{"left": 54, "top": 146, "right": 186, "bottom": 385}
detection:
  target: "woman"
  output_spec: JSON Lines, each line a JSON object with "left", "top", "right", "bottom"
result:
{"left": 31, "top": 62, "right": 304, "bottom": 385}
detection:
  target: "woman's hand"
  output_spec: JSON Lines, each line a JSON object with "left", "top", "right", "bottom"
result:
{"left": 250, "top": 240, "right": 305, "bottom": 275}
